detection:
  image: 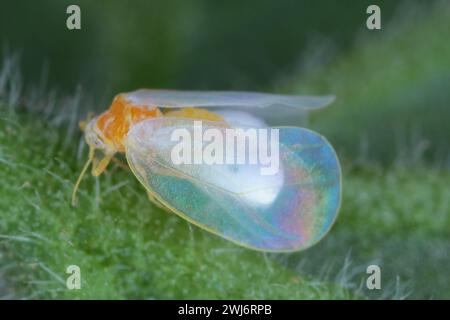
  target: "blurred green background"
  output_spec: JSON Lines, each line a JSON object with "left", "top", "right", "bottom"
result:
{"left": 0, "top": 0, "right": 449, "bottom": 299}
{"left": 1, "top": 0, "right": 402, "bottom": 91}
{"left": 1, "top": 0, "right": 448, "bottom": 161}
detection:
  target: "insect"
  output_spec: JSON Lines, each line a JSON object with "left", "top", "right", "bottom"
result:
{"left": 72, "top": 89, "right": 341, "bottom": 252}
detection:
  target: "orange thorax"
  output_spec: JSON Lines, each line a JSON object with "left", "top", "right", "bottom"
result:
{"left": 95, "top": 94, "right": 162, "bottom": 152}
{"left": 95, "top": 94, "right": 224, "bottom": 153}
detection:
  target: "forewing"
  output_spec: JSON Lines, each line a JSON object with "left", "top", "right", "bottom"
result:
{"left": 125, "top": 117, "right": 341, "bottom": 251}
{"left": 124, "top": 89, "right": 334, "bottom": 123}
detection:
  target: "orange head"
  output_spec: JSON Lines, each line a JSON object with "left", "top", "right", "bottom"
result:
{"left": 72, "top": 94, "right": 161, "bottom": 205}
{"left": 84, "top": 94, "right": 162, "bottom": 154}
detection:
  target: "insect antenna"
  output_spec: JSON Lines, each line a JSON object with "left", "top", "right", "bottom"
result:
{"left": 71, "top": 147, "right": 95, "bottom": 206}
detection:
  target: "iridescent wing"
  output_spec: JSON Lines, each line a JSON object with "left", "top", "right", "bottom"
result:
{"left": 124, "top": 89, "right": 335, "bottom": 123}
{"left": 125, "top": 117, "right": 341, "bottom": 252}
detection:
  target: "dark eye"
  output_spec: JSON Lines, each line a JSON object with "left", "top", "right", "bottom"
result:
{"left": 93, "top": 135, "right": 104, "bottom": 148}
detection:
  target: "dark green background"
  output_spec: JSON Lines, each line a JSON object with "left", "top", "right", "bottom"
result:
{"left": 1, "top": 0, "right": 400, "bottom": 93}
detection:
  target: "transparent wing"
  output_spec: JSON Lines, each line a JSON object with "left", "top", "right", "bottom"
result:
{"left": 125, "top": 117, "right": 341, "bottom": 252}
{"left": 124, "top": 89, "right": 334, "bottom": 123}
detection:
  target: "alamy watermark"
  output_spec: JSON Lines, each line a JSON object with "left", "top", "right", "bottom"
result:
{"left": 66, "top": 5, "right": 81, "bottom": 30}
{"left": 366, "top": 264, "right": 381, "bottom": 290}
{"left": 170, "top": 121, "right": 280, "bottom": 176}
{"left": 66, "top": 265, "right": 81, "bottom": 290}
{"left": 366, "top": 5, "right": 381, "bottom": 30}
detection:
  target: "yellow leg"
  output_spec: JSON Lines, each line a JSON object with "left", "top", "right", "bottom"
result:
{"left": 92, "top": 153, "right": 114, "bottom": 176}
{"left": 72, "top": 149, "right": 116, "bottom": 206}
